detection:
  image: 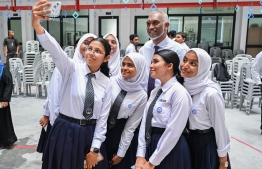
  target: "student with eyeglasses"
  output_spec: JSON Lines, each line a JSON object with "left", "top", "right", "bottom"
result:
{"left": 32, "top": 1, "right": 112, "bottom": 169}
{"left": 103, "top": 34, "right": 121, "bottom": 77}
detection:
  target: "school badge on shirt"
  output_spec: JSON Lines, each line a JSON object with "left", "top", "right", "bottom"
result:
{"left": 157, "top": 107, "right": 162, "bottom": 113}
{"left": 128, "top": 104, "right": 132, "bottom": 108}
{"left": 192, "top": 109, "right": 197, "bottom": 115}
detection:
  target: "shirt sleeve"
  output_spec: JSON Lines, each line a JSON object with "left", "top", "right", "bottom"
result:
{"left": 92, "top": 82, "right": 112, "bottom": 149}
{"left": 148, "top": 92, "right": 192, "bottom": 166}
{"left": 207, "top": 92, "right": 231, "bottom": 157}
{"left": 3, "top": 38, "right": 7, "bottom": 46}
{"left": 37, "top": 30, "right": 75, "bottom": 79}
{"left": 251, "top": 52, "right": 262, "bottom": 85}
{"left": 15, "top": 38, "right": 19, "bottom": 47}
{"left": 43, "top": 99, "right": 50, "bottom": 116}
{"left": 117, "top": 94, "right": 147, "bottom": 157}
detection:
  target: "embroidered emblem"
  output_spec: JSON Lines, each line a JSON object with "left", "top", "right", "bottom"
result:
{"left": 102, "top": 98, "right": 104, "bottom": 102}
{"left": 192, "top": 109, "right": 197, "bottom": 115}
{"left": 128, "top": 104, "right": 132, "bottom": 108}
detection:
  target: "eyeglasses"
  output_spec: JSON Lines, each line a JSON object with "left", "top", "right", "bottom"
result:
{"left": 86, "top": 47, "right": 105, "bottom": 56}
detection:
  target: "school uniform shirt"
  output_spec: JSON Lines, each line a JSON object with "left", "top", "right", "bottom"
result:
{"left": 137, "top": 77, "right": 192, "bottom": 166}
{"left": 251, "top": 51, "right": 262, "bottom": 85}
{"left": 42, "top": 67, "right": 61, "bottom": 126}
{"left": 190, "top": 87, "right": 231, "bottom": 157}
{"left": 139, "top": 37, "right": 188, "bottom": 91}
{"left": 37, "top": 30, "right": 112, "bottom": 149}
{"left": 181, "top": 42, "right": 190, "bottom": 50}
{"left": 110, "top": 78, "right": 147, "bottom": 157}
{"left": 125, "top": 43, "right": 137, "bottom": 55}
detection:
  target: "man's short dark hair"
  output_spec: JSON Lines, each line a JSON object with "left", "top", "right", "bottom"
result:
{"left": 8, "top": 30, "right": 14, "bottom": 35}
{"left": 129, "top": 34, "right": 138, "bottom": 41}
{"left": 167, "top": 30, "right": 176, "bottom": 38}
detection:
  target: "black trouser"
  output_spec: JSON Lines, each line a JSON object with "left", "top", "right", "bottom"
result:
{"left": 5, "top": 53, "right": 17, "bottom": 70}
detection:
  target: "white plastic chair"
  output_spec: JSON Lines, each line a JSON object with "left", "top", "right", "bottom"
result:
{"left": 9, "top": 58, "right": 24, "bottom": 96}
{"left": 222, "top": 49, "right": 233, "bottom": 60}
{"left": 26, "top": 40, "right": 39, "bottom": 53}
{"left": 232, "top": 57, "right": 251, "bottom": 108}
{"left": 197, "top": 42, "right": 208, "bottom": 52}
{"left": 239, "top": 63, "right": 261, "bottom": 115}
{"left": 235, "top": 54, "right": 253, "bottom": 62}
{"left": 210, "top": 47, "right": 221, "bottom": 57}
{"left": 64, "top": 46, "right": 74, "bottom": 58}
{"left": 233, "top": 49, "right": 244, "bottom": 57}
{"left": 225, "top": 60, "right": 233, "bottom": 78}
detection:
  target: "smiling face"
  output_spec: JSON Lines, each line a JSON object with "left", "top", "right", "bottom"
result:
{"left": 85, "top": 40, "right": 110, "bottom": 71}
{"left": 105, "top": 35, "right": 117, "bottom": 55}
{"left": 180, "top": 51, "right": 199, "bottom": 78}
{"left": 79, "top": 37, "right": 94, "bottom": 56}
{"left": 150, "top": 54, "right": 171, "bottom": 79}
{"left": 121, "top": 56, "right": 137, "bottom": 79}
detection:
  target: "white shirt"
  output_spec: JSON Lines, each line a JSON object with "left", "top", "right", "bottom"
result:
{"left": 139, "top": 37, "right": 188, "bottom": 91}
{"left": 181, "top": 42, "right": 190, "bottom": 50}
{"left": 137, "top": 77, "right": 192, "bottom": 166}
{"left": 37, "top": 31, "right": 112, "bottom": 149}
{"left": 251, "top": 51, "right": 262, "bottom": 85}
{"left": 190, "top": 87, "right": 231, "bottom": 157}
{"left": 125, "top": 43, "right": 137, "bottom": 55}
{"left": 42, "top": 67, "right": 61, "bottom": 125}
{"left": 110, "top": 79, "right": 147, "bottom": 157}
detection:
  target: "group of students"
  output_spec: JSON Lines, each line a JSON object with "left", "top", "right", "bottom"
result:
{"left": 33, "top": 1, "right": 231, "bottom": 169}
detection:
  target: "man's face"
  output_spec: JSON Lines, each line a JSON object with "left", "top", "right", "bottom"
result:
{"left": 146, "top": 12, "right": 168, "bottom": 40}
{"left": 131, "top": 37, "right": 139, "bottom": 46}
{"left": 9, "top": 31, "right": 14, "bottom": 37}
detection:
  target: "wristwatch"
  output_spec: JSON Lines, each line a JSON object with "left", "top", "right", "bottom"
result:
{"left": 220, "top": 161, "right": 229, "bottom": 167}
{"left": 90, "top": 147, "right": 100, "bottom": 154}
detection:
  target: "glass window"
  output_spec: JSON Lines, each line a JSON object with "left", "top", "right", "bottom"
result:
{"left": 100, "top": 17, "right": 118, "bottom": 37}
{"left": 217, "top": 16, "right": 234, "bottom": 47}
{"left": 49, "top": 18, "right": 61, "bottom": 44}
{"left": 200, "top": 16, "right": 217, "bottom": 47}
{"left": 169, "top": 16, "right": 183, "bottom": 32}
{"left": 136, "top": 18, "right": 148, "bottom": 45}
{"left": 168, "top": 7, "right": 235, "bottom": 14}
{"left": 247, "top": 18, "right": 262, "bottom": 46}
{"left": 63, "top": 18, "right": 74, "bottom": 46}
{"left": 76, "top": 18, "right": 88, "bottom": 40}
{"left": 184, "top": 16, "right": 198, "bottom": 44}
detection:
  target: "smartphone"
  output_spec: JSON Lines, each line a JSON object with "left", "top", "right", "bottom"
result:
{"left": 42, "top": 1, "right": 61, "bottom": 17}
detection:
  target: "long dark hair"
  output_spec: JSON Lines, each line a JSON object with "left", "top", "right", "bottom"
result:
{"left": 90, "top": 38, "right": 111, "bottom": 77}
{"left": 154, "top": 49, "right": 184, "bottom": 84}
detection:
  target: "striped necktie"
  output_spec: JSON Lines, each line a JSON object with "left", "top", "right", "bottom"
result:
{"left": 83, "top": 73, "right": 95, "bottom": 120}
{"left": 107, "top": 89, "right": 127, "bottom": 129}
{"left": 145, "top": 88, "right": 163, "bottom": 146}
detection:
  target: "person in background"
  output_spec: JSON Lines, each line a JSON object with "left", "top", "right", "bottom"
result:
{"left": 37, "top": 33, "right": 97, "bottom": 153}
{"left": 105, "top": 52, "right": 147, "bottom": 169}
{"left": 3, "top": 30, "right": 19, "bottom": 69}
{"left": 139, "top": 11, "right": 187, "bottom": 96}
{"left": 32, "top": 1, "right": 111, "bottom": 168}
{"left": 175, "top": 32, "right": 190, "bottom": 50}
{"left": 125, "top": 34, "right": 139, "bottom": 55}
{"left": 167, "top": 30, "right": 176, "bottom": 40}
{"left": 181, "top": 48, "right": 231, "bottom": 169}
{"left": 0, "top": 61, "right": 17, "bottom": 149}
{"left": 104, "top": 34, "right": 121, "bottom": 77}
{"left": 135, "top": 49, "right": 192, "bottom": 169}
{"left": 251, "top": 51, "right": 262, "bottom": 134}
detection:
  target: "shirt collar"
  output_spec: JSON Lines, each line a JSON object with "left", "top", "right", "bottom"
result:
{"left": 161, "top": 77, "right": 178, "bottom": 93}
{"left": 83, "top": 63, "right": 101, "bottom": 79}
{"left": 151, "top": 36, "right": 169, "bottom": 49}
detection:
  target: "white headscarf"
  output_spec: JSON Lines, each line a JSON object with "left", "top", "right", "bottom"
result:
{"left": 73, "top": 33, "right": 97, "bottom": 63}
{"left": 183, "top": 48, "right": 223, "bottom": 97}
{"left": 115, "top": 52, "right": 147, "bottom": 92}
{"left": 103, "top": 33, "right": 120, "bottom": 77}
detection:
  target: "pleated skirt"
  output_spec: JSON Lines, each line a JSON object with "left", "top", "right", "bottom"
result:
{"left": 42, "top": 117, "right": 109, "bottom": 169}
{"left": 36, "top": 121, "right": 52, "bottom": 153}
{"left": 187, "top": 130, "right": 231, "bottom": 169}
{"left": 146, "top": 133, "right": 191, "bottom": 169}
{"left": 105, "top": 118, "right": 138, "bottom": 169}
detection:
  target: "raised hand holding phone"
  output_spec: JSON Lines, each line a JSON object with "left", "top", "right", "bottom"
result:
{"left": 42, "top": 1, "right": 61, "bottom": 17}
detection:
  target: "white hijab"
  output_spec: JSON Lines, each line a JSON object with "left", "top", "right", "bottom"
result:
{"left": 115, "top": 52, "right": 147, "bottom": 92}
{"left": 183, "top": 48, "right": 223, "bottom": 97}
{"left": 73, "top": 33, "right": 97, "bottom": 63}
{"left": 103, "top": 33, "right": 120, "bottom": 77}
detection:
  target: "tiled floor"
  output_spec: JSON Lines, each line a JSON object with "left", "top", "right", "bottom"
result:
{"left": 0, "top": 94, "right": 262, "bottom": 169}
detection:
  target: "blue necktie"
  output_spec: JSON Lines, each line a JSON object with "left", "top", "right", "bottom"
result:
{"left": 145, "top": 88, "right": 162, "bottom": 146}
{"left": 147, "top": 46, "right": 159, "bottom": 97}
{"left": 83, "top": 73, "right": 95, "bottom": 120}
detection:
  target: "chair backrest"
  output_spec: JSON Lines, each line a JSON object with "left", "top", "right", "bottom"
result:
{"left": 41, "top": 51, "right": 51, "bottom": 60}
{"left": 64, "top": 46, "right": 74, "bottom": 58}
{"left": 24, "top": 52, "right": 40, "bottom": 66}
{"left": 185, "top": 40, "right": 196, "bottom": 48}
{"left": 235, "top": 54, "right": 252, "bottom": 62}
{"left": 240, "top": 62, "right": 252, "bottom": 81}
{"left": 26, "top": 40, "right": 39, "bottom": 53}
{"left": 9, "top": 58, "right": 23, "bottom": 73}
{"left": 225, "top": 60, "right": 233, "bottom": 77}
{"left": 232, "top": 57, "right": 250, "bottom": 75}
{"left": 222, "top": 49, "right": 233, "bottom": 60}
{"left": 197, "top": 42, "right": 208, "bottom": 52}
{"left": 233, "top": 49, "right": 244, "bottom": 57}
{"left": 210, "top": 47, "right": 221, "bottom": 57}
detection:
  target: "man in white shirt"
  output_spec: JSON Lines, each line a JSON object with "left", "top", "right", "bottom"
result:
{"left": 125, "top": 34, "right": 139, "bottom": 55}
{"left": 167, "top": 30, "right": 176, "bottom": 41}
{"left": 139, "top": 11, "right": 188, "bottom": 96}
{"left": 251, "top": 51, "right": 262, "bottom": 134}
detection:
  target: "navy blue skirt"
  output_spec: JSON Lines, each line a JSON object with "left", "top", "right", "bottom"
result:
{"left": 105, "top": 119, "right": 138, "bottom": 169}
{"left": 42, "top": 117, "right": 109, "bottom": 169}
{"left": 146, "top": 133, "right": 191, "bottom": 169}
{"left": 187, "top": 129, "right": 231, "bottom": 169}
{"left": 36, "top": 121, "right": 52, "bottom": 153}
